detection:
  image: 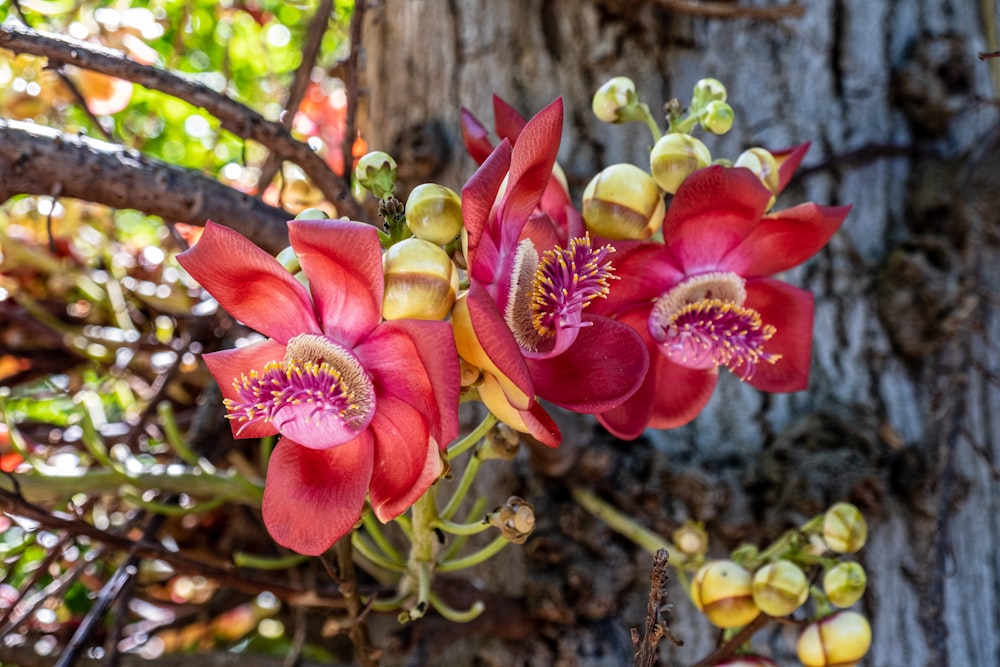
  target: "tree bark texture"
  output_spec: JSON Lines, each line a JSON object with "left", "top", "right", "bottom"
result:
{"left": 361, "top": 2, "right": 999, "bottom": 665}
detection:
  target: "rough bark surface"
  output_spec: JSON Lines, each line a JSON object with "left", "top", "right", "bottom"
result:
{"left": 360, "top": 2, "right": 1000, "bottom": 665}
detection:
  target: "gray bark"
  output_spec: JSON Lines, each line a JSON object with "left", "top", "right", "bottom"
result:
{"left": 361, "top": 1, "right": 1000, "bottom": 665}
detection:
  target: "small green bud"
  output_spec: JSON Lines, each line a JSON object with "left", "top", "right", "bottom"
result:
{"left": 692, "top": 77, "right": 728, "bottom": 108}
{"left": 592, "top": 76, "right": 638, "bottom": 123}
{"left": 649, "top": 133, "right": 712, "bottom": 194}
{"left": 701, "top": 100, "right": 734, "bottom": 135}
{"left": 797, "top": 611, "right": 872, "bottom": 667}
{"left": 293, "top": 207, "right": 330, "bottom": 220}
{"left": 381, "top": 238, "right": 459, "bottom": 321}
{"left": 582, "top": 163, "right": 665, "bottom": 240}
{"left": 823, "top": 561, "right": 867, "bottom": 608}
{"left": 734, "top": 147, "right": 781, "bottom": 194}
{"left": 751, "top": 559, "right": 809, "bottom": 617}
{"left": 275, "top": 246, "right": 300, "bottom": 274}
{"left": 822, "top": 502, "right": 868, "bottom": 554}
{"left": 405, "top": 183, "right": 464, "bottom": 245}
{"left": 354, "top": 151, "right": 398, "bottom": 199}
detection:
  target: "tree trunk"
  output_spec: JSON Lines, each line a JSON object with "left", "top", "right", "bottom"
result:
{"left": 360, "top": 1, "right": 1000, "bottom": 665}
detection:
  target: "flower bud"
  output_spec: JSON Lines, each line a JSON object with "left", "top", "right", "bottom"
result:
{"left": 354, "top": 151, "right": 397, "bottom": 199}
{"left": 734, "top": 147, "right": 780, "bottom": 194}
{"left": 294, "top": 207, "right": 330, "bottom": 221}
{"left": 797, "top": 611, "right": 872, "bottom": 667}
{"left": 381, "top": 238, "right": 459, "bottom": 321}
{"left": 405, "top": 183, "right": 464, "bottom": 245}
{"left": 582, "top": 163, "right": 665, "bottom": 240}
{"left": 751, "top": 559, "right": 809, "bottom": 617}
{"left": 649, "top": 133, "right": 711, "bottom": 194}
{"left": 275, "top": 246, "right": 300, "bottom": 274}
{"left": 592, "top": 76, "right": 637, "bottom": 123}
{"left": 691, "top": 560, "right": 761, "bottom": 628}
{"left": 823, "top": 561, "right": 867, "bottom": 608}
{"left": 701, "top": 101, "right": 734, "bottom": 135}
{"left": 672, "top": 522, "right": 708, "bottom": 558}
{"left": 822, "top": 502, "right": 868, "bottom": 554}
{"left": 692, "top": 78, "right": 728, "bottom": 108}
{"left": 480, "top": 422, "right": 521, "bottom": 461}
{"left": 487, "top": 496, "right": 535, "bottom": 544}
{"left": 716, "top": 658, "right": 777, "bottom": 667}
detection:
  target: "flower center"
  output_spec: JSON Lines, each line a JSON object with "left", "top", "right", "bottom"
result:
{"left": 648, "top": 272, "right": 779, "bottom": 379}
{"left": 505, "top": 235, "right": 616, "bottom": 353}
{"left": 224, "top": 334, "right": 375, "bottom": 442}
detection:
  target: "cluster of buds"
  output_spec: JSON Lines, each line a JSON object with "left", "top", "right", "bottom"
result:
{"left": 682, "top": 502, "right": 872, "bottom": 666}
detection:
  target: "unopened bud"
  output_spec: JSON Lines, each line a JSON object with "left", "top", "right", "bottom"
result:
{"left": 701, "top": 101, "right": 734, "bottom": 135}
{"left": 797, "top": 610, "right": 872, "bottom": 667}
{"left": 751, "top": 559, "right": 809, "bottom": 617}
{"left": 459, "top": 358, "right": 482, "bottom": 387}
{"left": 692, "top": 78, "right": 728, "bottom": 108}
{"left": 480, "top": 422, "right": 520, "bottom": 461}
{"left": 592, "top": 76, "right": 638, "bottom": 123}
{"left": 649, "top": 133, "right": 712, "bottom": 194}
{"left": 294, "top": 208, "right": 330, "bottom": 221}
{"left": 691, "top": 560, "right": 761, "bottom": 628}
{"left": 823, "top": 561, "right": 867, "bottom": 608}
{"left": 487, "top": 496, "right": 535, "bottom": 544}
{"left": 734, "top": 147, "right": 780, "bottom": 194}
{"left": 405, "top": 183, "right": 464, "bottom": 245}
{"left": 275, "top": 246, "right": 300, "bottom": 274}
{"left": 672, "top": 522, "right": 708, "bottom": 558}
{"left": 582, "top": 163, "right": 665, "bottom": 240}
{"left": 354, "top": 151, "right": 397, "bottom": 199}
{"left": 382, "top": 238, "right": 459, "bottom": 320}
{"left": 822, "top": 502, "right": 867, "bottom": 554}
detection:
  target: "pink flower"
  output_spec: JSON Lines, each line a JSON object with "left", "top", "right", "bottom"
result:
{"left": 593, "top": 155, "right": 850, "bottom": 439}
{"left": 177, "top": 220, "right": 459, "bottom": 555}
{"left": 452, "top": 98, "right": 648, "bottom": 445}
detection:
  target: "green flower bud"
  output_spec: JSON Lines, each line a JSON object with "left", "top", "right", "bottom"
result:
{"left": 405, "top": 183, "right": 464, "bottom": 245}
{"left": 649, "top": 133, "right": 711, "bottom": 194}
{"left": 691, "top": 560, "right": 761, "bottom": 628}
{"left": 692, "top": 77, "right": 728, "bottom": 108}
{"left": 582, "top": 163, "right": 665, "bottom": 240}
{"left": 354, "top": 151, "right": 398, "bottom": 199}
{"left": 293, "top": 207, "right": 330, "bottom": 221}
{"left": 823, "top": 562, "right": 867, "bottom": 608}
{"left": 822, "top": 502, "right": 868, "bottom": 554}
{"left": 701, "top": 100, "right": 734, "bottom": 135}
{"left": 381, "top": 238, "right": 459, "bottom": 321}
{"left": 751, "top": 559, "right": 809, "bottom": 617}
{"left": 275, "top": 246, "right": 300, "bottom": 274}
{"left": 734, "top": 147, "right": 780, "bottom": 194}
{"left": 592, "top": 76, "right": 638, "bottom": 123}
{"left": 797, "top": 611, "right": 872, "bottom": 667}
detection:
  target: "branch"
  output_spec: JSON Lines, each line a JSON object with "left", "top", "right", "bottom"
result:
{"left": 0, "top": 22, "right": 361, "bottom": 220}
{"left": 632, "top": 549, "right": 682, "bottom": 667}
{"left": 651, "top": 0, "right": 805, "bottom": 19}
{"left": 0, "top": 119, "right": 291, "bottom": 255}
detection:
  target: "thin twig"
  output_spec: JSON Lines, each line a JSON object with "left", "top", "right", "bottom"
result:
{"left": 341, "top": 0, "right": 368, "bottom": 182}
{"left": 651, "top": 0, "right": 805, "bottom": 19}
{"left": 689, "top": 613, "right": 771, "bottom": 667}
{"left": 632, "top": 548, "right": 682, "bottom": 667}
{"left": 980, "top": 50, "right": 1000, "bottom": 60}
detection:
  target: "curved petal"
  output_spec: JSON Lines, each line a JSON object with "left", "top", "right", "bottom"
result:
{"left": 368, "top": 397, "right": 441, "bottom": 521}
{"left": 592, "top": 243, "right": 684, "bottom": 319}
{"left": 478, "top": 374, "right": 560, "bottom": 447}
{"left": 594, "top": 308, "right": 657, "bottom": 440}
{"left": 355, "top": 319, "right": 460, "bottom": 447}
{"left": 662, "top": 166, "right": 772, "bottom": 273}
{"left": 646, "top": 354, "right": 718, "bottom": 430}
{"left": 261, "top": 433, "right": 374, "bottom": 556}
{"left": 288, "top": 219, "right": 382, "bottom": 347}
{"left": 526, "top": 315, "right": 649, "bottom": 413}
{"left": 203, "top": 339, "right": 287, "bottom": 440}
{"left": 463, "top": 139, "right": 512, "bottom": 270}
{"left": 460, "top": 106, "right": 495, "bottom": 164}
{"left": 718, "top": 203, "right": 850, "bottom": 277}
{"left": 742, "top": 279, "right": 814, "bottom": 392}
{"left": 773, "top": 142, "right": 810, "bottom": 194}
{"left": 493, "top": 95, "right": 528, "bottom": 142}
{"left": 177, "top": 221, "right": 320, "bottom": 344}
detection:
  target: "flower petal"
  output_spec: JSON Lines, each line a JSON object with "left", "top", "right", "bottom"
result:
{"left": 646, "top": 354, "right": 718, "bottom": 430}
{"left": 177, "top": 221, "right": 320, "bottom": 344}
{"left": 662, "top": 166, "right": 772, "bottom": 273}
{"left": 288, "top": 218, "right": 383, "bottom": 347}
{"left": 741, "top": 278, "right": 814, "bottom": 392}
{"left": 203, "top": 339, "right": 287, "bottom": 440}
{"left": 368, "top": 396, "right": 441, "bottom": 521}
{"left": 261, "top": 433, "right": 374, "bottom": 556}
{"left": 773, "top": 142, "right": 810, "bottom": 194}
{"left": 526, "top": 315, "right": 649, "bottom": 413}
{"left": 492, "top": 94, "right": 528, "bottom": 143}
{"left": 718, "top": 203, "right": 850, "bottom": 277}
{"left": 478, "top": 374, "right": 560, "bottom": 447}
{"left": 460, "top": 106, "right": 495, "bottom": 164}
{"left": 463, "top": 139, "right": 512, "bottom": 271}
{"left": 592, "top": 242, "right": 685, "bottom": 319}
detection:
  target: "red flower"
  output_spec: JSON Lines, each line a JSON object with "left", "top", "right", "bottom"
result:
{"left": 177, "top": 220, "right": 459, "bottom": 555}
{"left": 594, "top": 154, "right": 850, "bottom": 439}
{"left": 453, "top": 99, "right": 648, "bottom": 445}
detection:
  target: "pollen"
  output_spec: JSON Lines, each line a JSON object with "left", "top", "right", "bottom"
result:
{"left": 530, "top": 234, "right": 617, "bottom": 337}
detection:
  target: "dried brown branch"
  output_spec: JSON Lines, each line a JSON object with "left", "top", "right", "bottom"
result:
{"left": 632, "top": 549, "right": 682, "bottom": 667}
{"left": 651, "top": 0, "right": 805, "bottom": 19}
{"left": 980, "top": 50, "right": 1000, "bottom": 60}
{"left": 0, "top": 22, "right": 361, "bottom": 220}
{"left": 689, "top": 613, "right": 772, "bottom": 667}
{"left": 0, "top": 119, "right": 291, "bottom": 254}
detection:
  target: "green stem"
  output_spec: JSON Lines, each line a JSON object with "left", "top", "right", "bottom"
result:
{"left": 362, "top": 509, "right": 403, "bottom": 563}
{"left": 446, "top": 413, "right": 497, "bottom": 460}
{"left": 440, "top": 497, "right": 488, "bottom": 561}
{"left": 157, "top": 402, "right": 207, "bottom": 469}
{"left": 438, "top": 453, "right": 482, "bottom": 522}
{"left": 233, "top": 551, "right": 309, "bottom": 570}
{"left": 77, "top": 394, "right": 128, "bottom": 476}
{"left": 121, "top": 489, "right": 227, "bottom": 516}
{"left": 428, "top": 591, "right": 485, "bottom": 623}
{"left": 571, "top": 486, "right": 680, "bottom": 561}
{"left": 431, "top": 515, "right": 491, "bottom": 536}
{"left": 350, "top": 532, "right": 406, "bottom": 573}
{"left": 437, "top": 535, "right": 509, "bottom": 573}
{"left": 401, "top": 562, "right": 432, "bottom": 622}
{"left": 0, "top": 397, "right": 47, "bottom": 470}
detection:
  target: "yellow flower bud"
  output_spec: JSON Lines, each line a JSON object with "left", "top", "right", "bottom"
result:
{"left": 691, "top": 560, "right": 761, "bottom": 628}
{"left": 672, "top": 522, "right": 708, "bottom": 558}
{"left": 822, "top": 502, "right": 868, "bottom": 554}
{"left": 649, "top": 133, "right": 711, "bottom": 194}
{"left": 797, "top": 611, "right": 872, "bottom": 667}
{"left": 382, "top": 238, "right": 459, "bottom": 321}
{"left": 693, "top": 77, "right": 728, "bottom": 107}
{"left": 823, "top": 562, "right": 867, "bottom": 608}
{"left": 582, "top": 163, "right": 665, "bottom": 240}
{"left": 701, "top": 101, "right": 734, "bottom": 135}
{"left": 405, "top": 183, "right": 464, "bottom": 245}
{"left": 294, "top": 207, "right": 330, "bottom": 221}
{"left": 751, "top": 559, "right": 809, "bottom": 617}
{"left": 354, "top": 151, "right": 397, "bottom": 199}
{"left": 734, "top": 147, "right": 780, "bottom": 194}
{"left": 592, "top": 76, "right": 637, "bottom": 123}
